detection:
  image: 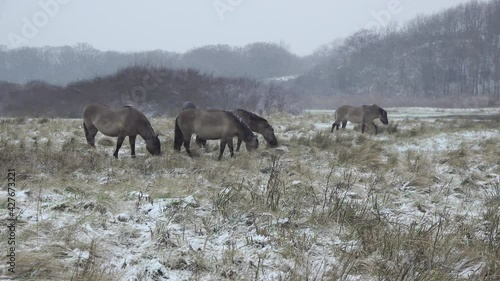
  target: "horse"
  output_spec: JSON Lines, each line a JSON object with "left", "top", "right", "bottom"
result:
{"left": 182, "top": 101, "right": 196, "bottom": 110}
{"left": 331, "top": 104, "right": 388, "bottom": 134}
{"left": 196, "top": 109, "right": 277, "bottom": 151}
{"left": 174, "top": 109, "right": 259, "bottom": 160}
{"left": 83, "top": 103, "right": 161, "bottom": 158}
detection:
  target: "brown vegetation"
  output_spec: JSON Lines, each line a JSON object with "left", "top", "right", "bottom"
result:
{"left": 1, "top": 111, "right": 498, "bottom": 280}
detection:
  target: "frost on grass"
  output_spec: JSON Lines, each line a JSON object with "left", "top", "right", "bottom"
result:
{"left": 0, "top": 107, "right": 499, "bottom": 280}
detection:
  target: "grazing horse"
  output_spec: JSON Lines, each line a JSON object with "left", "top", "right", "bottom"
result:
{"left": 83, "top": 103, "right": 161, "bottom": 158}
{"left": 174, "top": 109, "right": 259, "bottom": 160}
{"left": 182, "top": 101, "right": 196, "bottom": 110}
{"left": 331, "top": 104, "right": 388, "bottom": 134}
{"left": 196, "top": 109, "right": 277, "bottom": 151}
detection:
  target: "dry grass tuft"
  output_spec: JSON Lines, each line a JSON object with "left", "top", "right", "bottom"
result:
{"left": 97, "top": 137, "right": 115, "bottom": 147}
{"left": 1, "top": 112, "right": 499, "bottom": 281}
{"left": 446, "top": 142, "right": 469, "bottom": 169}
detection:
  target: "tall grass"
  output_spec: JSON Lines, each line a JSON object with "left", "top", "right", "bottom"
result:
{"left": 0, "top": 114, "right": 498, "bottom": 280}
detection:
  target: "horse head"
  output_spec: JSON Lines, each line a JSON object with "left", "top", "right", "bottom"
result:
{"left": 146, "top": 134, "right": 161, "bottom": 155}
{"left": 378, "top": 107, "right": 389, "bottom": 125}
{"left": 261, "top": 124, "right": 278, "bottom": 146}
{"left": 245, "top": 134, "right": 259, "bottom": 151}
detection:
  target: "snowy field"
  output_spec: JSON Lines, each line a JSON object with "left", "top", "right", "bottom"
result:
{"left": 0, "top": 107, "right": 499, "bottom": 281}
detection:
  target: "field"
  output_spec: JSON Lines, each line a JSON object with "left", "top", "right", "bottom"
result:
{"left": 0, "top": 107, "right": 499, "bottom": 281}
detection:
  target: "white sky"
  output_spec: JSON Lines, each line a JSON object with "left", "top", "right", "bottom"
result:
{"left": 0, "top": 0, "right": 478, "bottom": 55}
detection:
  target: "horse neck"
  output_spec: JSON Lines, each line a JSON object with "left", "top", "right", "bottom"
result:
{"left": 137, "top": 120, "right": 156, "bottom": 140}
{"left": 235, "top": 121, "right": 254, "bottom": 141}
{"left": 235, "top": 110, "right": 262, "bottom": 132}
{"left": 367, "top": 106, "right": 381, "bottom": 118}
{"left": 125, "top": 108, "right": 155, "bottom": 140}
{"left": 224, "top": 111, "right": 253, "bottom": 140}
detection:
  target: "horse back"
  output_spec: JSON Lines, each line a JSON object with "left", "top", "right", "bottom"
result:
{"left": 335, "top": 105, "right": 362, "bottom": 123}
{"left": 83, "top": 103, "right": 114, "bottom": 125}
{"left": 84, "top": 104, "right": 147, "bottom": 137}
{"left": 83, "top": 103, "right": 108, "bottom": 119}
{"left": 177, "top": 109, "right": 228, "bottom": 140}
{"left": 178, "top": 109, "right": 253, "bottom": 141}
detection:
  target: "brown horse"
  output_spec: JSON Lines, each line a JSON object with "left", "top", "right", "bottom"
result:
{"left": 83, "top": 103, "right": 161, "bottom": 158}
{"left": 331, "top": 104, "right": 388, "bottom": 134}
{"left": 174, "top": 109, "right": 259, "bottom": 160}
{"left": 196, "top": 108, "right": 278, "bottom": 151}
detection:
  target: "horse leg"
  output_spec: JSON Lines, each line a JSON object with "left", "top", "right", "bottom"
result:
{"left": 84, "top": 123, "right": 98, "bottom": 147}
{"left": 372, "top": 122, "right": 378, "bottom": 135}
{"left": 331, "top": 123, "right": 336, "bottom": 133}
{"left": 227, "top": 138, "right": 235, "bottom": 157}
{"left": 195, "top": 136, "right": 207, "bottom": 148}
{"left": 129, "top": 136, "right": 136, "bottom": 158}
{"left": 218, "top": 139, "right": 227, "bottom": 160}
{"left": 183, "top": 138, "right": 193, "bottom": 157}
{"left": 342, "top": 121, "right": 347, "bottom": 129}
{"left": 361, "top": 123, "right": 366, "bottom": 134}
{"left": 113, "top": 136, "right": 125, "bottom": 158}
{"left": 236, "top": 138, "right": 242, "bottom": 151}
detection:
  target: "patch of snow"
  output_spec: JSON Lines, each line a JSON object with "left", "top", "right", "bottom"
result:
{"left": 264, "top": 75, "right": 298, "bottom": 82}
{"left": 70, "top": 248, "right": 90, "bottom": 260}
{"left": 394, "top": 130, "right": 499, "bottom": 152}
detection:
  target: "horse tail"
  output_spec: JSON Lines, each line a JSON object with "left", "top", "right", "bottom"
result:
{"left": 83, "top": 122, "right": 90, "bottom": 143}
{"left": 83, "top": 122, "right": 89, "bottom": 137}
{"left": 333, "top": 106, "right": 344, "bottom": 121}
{"left": 174, "top": 116, "right": 183, "bottom": 151}
{"left": 331, "top": 110, "right": 337, "bottom": 132}
{"left": 83, "top": 121, "right": 95, "bottom": 146}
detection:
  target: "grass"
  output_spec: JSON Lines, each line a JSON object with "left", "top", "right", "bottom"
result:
{"left": 0, "top": 110, "right": 499, "bottom": 280}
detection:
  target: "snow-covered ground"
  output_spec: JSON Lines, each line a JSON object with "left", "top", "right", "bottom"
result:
{"left": 0, "top": 107, "right": 499, "bottom": 280}
{"left": 306, "top": 106, "right": 500, "bottom": 118}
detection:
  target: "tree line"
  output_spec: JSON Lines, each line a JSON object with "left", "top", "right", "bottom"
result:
{"left": 0, "top": 42, "right": 309, "bottom": 85}
{"left": 0, "top": 66, "right": 289, "bottom": 117}
{"left": 293, "top": 0, "right": 500, "bottom": 107}
{"left": 2, "top": 0, "right": 499, "bottom": 115}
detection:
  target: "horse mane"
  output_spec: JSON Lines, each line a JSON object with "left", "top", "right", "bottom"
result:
{"left": 123, "top": 105, "right": 156, "bottom": 137}
{"left": 236, "top": 108, "right": 268, "bottom": 124}
{"left": 96, "top": 102, "right": 110, "bottom": 108}
{"left": 224, "top": 111, "right": 254, "bottom": 138}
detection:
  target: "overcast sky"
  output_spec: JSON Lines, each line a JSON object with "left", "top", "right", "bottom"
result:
{"left": 0, "top": 0, "right": 477, "bottom": 56}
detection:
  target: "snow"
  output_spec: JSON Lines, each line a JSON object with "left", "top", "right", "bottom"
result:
{"left": 1, "top": 107, "right": 499, "bottom": 280}
{"left": 394, "top": 130, "right": 500, "bottom": 152}
{"left": 306, "top": 106, "right": 500, "bottom": 118}
{"left": 70, "top": 248, "right": 90, "bottom": 260}
{"left": 264, "top": 75, "right": 298, "bottom": 82}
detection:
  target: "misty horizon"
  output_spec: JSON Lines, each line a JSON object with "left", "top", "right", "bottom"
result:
{"left": 0, "top": 0, "right": 480, "bottom": 56}
{"left": 2, "top": 0, "right": 498, "bottom": 113}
